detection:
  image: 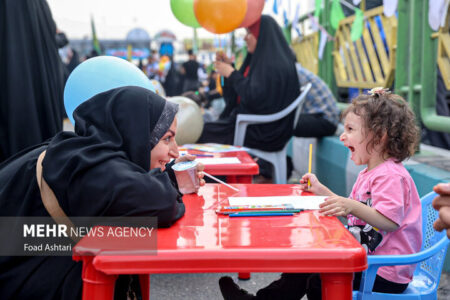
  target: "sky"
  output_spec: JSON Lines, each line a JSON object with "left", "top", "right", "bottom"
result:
{"left": 46, "top": 0, "right": 314, "bottom": 41}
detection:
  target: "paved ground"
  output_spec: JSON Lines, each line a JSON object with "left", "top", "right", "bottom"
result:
{"left": 149, "top": 271, "right": 450, "bottom": 299}
{"left": 438, "top": 271, "right": 450, "bottom": 300}
{"left": 149, "top": 272, "right": 280, "bottom": 300}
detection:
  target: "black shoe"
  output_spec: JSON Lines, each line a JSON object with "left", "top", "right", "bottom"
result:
{"left": 219, "top": 276, "right": 256, "bottom": 300}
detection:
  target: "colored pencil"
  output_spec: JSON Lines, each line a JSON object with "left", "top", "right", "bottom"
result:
{"left": 220, "top": 204, "right": 294, "bottom": 210}
{"left": 217, "top": 205, "right": 294, "bottom": 213}
{"left": 217, "top": 209, "right": 302, "bottom": 215}
{"left": 229, "top": 212, "right": 294, "bottom": 217}
{"left": 308, "top": 143, "right": 313, "bottom": 188}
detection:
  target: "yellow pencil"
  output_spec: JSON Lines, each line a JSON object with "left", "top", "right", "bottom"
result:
{"left": 308, "top": 143, "right": 312, "bottom": 188}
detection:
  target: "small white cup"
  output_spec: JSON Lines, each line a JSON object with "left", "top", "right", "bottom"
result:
{"left": 172, "top": 160, "right": 199, "bottom": 194}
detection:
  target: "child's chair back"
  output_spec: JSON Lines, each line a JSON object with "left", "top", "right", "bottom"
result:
{"left": 353, "top": 191, "right": 449, "bottom": 300}
{"left": 416, "top": 191, "right": 448, "bottom": 287}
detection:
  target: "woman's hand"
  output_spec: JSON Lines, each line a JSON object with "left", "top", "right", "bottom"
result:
{"left": 319, "top": 196, "right": 354, "bottom": 217}
{"left": 214, "top": 60, "right": 234, "bottom": 78}
{"left": 298, "top": 173, "right": 334, "bottom": 196}
{"left": 216, "top": 50, "right": 232, "bottom": 64}
{"left": 174, "top": 154, "right": 205, "bottom": 188}
{"left": 196, "top": 162, "right": 205, "bottom": 187}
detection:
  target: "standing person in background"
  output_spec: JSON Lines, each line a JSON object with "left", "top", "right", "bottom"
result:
{"left": 0, "top": 0, "right": 65, "bottom": 162}
{"left": 163, "top": 56, "right": 181, "bottom": 97}
{"left": 57, "top": 31, "right": 80, "bottom": 83}
{"left": 146, "top": 50, "right": 159, "bottom": 79}
{"left": 198, "top": 15, "right": 300, "bottom": 152}
{"left": 181, "top": 49, "right": 200, "bottom": 92}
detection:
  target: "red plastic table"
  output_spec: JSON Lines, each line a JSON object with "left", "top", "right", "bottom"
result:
{"left": 185, "top": 147, "right": 259, "bottom": 279}
{"left": 73, "top": 184, "right": 367, "bottom": 300}
{"left": 185, "top": 149, "right": 259, "bottom": 183}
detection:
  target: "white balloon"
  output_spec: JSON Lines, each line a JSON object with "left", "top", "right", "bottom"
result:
{"left": 167, "top": 96, "right": 204, "bottom": 145}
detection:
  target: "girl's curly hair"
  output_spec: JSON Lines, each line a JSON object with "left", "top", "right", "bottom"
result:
{"left": 342, "top": 92, "right": 419, "bottom": 162}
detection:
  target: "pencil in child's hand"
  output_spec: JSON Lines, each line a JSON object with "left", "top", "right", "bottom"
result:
{"left": 308, "top": 143, "right": 313, "bottom": 188}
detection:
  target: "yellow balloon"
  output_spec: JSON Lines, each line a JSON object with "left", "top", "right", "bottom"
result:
{"left": 167, "top": 96, "right": 204, "bottom": 145}
{"left": 150, "top": 80, "right": 166, "bottom": 98}
{"left": 194, "top": 0, "right": 247, "bottom": 34}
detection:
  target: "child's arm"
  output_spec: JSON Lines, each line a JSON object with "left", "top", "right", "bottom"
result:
{"left": 298, "top": 173, "right": 335, "bottom": 196}
{"left": 319, "top": 196, "right": 399, "bottom": 232}
{"left": 298, "top": 173, "right": 398, "bottom": 231}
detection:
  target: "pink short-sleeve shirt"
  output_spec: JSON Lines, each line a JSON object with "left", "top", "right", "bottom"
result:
{"left": 348, "top": 159, "right": 422, "bottom": 284}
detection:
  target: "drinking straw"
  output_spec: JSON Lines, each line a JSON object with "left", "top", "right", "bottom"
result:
{"left": 203, "top": 171, "right": 239, "bottom": 192}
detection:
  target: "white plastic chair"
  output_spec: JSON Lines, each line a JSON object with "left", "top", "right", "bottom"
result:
{"left": 233, "top": 83, "right": 312, "bottom": 184}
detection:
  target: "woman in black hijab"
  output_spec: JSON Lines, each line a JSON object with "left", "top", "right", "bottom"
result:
{"left": 0, "top": 86, "right": 204, "bottom": 299}
{"left": 197, "top": 15, "right": 300, "bottom": 152}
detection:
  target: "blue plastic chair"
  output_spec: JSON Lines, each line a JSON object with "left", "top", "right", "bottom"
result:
{"left": 353, "top": 191, "right": 449, "bottom": 300}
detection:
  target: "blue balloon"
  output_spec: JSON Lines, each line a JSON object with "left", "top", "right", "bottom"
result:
{"left": 64, "top": 56, "right": 155, "bottom": 124}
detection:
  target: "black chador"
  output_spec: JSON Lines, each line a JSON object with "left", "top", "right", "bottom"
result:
{"left": 198, "top": 15, "right": 300, "bottom": 152}
{"left": 0, "top": 87, "right": 185, "bottom": 299}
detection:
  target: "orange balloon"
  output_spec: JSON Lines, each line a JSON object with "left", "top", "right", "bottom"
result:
{"left": 194, "top": 0, "right": 247, "bottom": 34}
{"left": 216, "top": 74, "right": 223, "bottom": 96}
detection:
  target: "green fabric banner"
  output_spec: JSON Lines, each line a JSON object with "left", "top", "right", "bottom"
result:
{"left": 314, "top": 0, "right": 322, "bottom": 19}
{"left": 330, "top": 0, "right": 345, "bottom": 29}
{"left": 351, "top": 8, "right": 364, "bottom": 41}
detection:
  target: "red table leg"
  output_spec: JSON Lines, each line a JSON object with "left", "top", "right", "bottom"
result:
{"left": 228, "top": 174, "right": 252, "bottom": 281}
{"left": 238, "top": 272, "right": 251, "bottom": 280}
{"left": 320, "top": 273, "right": 354, "bottom": 300}
{"left": 80, "top": 256, "right": 117, "bottom": 300}
{"left": 139, "top": 274, "right": 150, "bottom": 300}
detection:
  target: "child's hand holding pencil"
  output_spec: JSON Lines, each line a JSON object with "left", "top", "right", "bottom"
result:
{"left": 298, "top": 173, "right": 334, "bottom": 197}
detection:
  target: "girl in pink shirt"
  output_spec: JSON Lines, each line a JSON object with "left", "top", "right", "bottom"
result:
{"left": 219, "top": 88, "right": 422, "bottom": 299}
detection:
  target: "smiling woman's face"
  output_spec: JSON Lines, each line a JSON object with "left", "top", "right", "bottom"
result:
{"left": 150, "top": 118, "right": 179, "bottom": 171}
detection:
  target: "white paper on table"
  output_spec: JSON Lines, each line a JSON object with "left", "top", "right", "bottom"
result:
{"left": 196, "top": 157, "right": 241, "bottom": 165}
{"left": 227, "top": 196, "right": 327, "bottom": 210}
{"left": 183, "top": 143, "right": 248, "bottom": 153}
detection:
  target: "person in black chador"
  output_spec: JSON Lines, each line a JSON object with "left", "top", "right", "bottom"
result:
{"left": 163, "top": 55, "right": 181, "bottom": 97}
{"left": 0, "top": 86, "right": 205, "bottom": 300}
{"left": 197, "top": 15, "right": 300, "bottom": 152}
{"left": 0, "top": 0, "right": 65, "bottom": 162}
{"left": 181, "top": 49, "right": 200, "bottom": 92}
